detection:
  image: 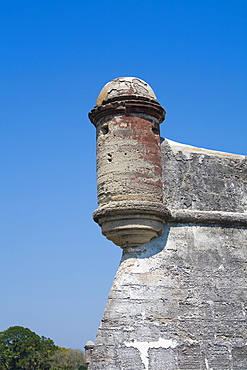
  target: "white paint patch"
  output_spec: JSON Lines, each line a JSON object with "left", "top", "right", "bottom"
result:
{"left": 124, "top": 338, "right": 177, "bottom": 370}
{"left": 241, "top": 302, "right": 246, "bottom": 317}
{"left": 205, "top": 358, "right": 212, "bottom": 370}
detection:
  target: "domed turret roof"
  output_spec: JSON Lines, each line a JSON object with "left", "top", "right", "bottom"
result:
{"left": 96, "top": 77, "right": 157, "bottom": 105}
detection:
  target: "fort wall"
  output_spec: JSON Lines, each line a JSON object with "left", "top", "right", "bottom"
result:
{"left": 88, "top": 78, "right": 247, "bottom": 369}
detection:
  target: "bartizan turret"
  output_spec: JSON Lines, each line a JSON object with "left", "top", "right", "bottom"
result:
{"left": 89, "top": 77, "right": 168, "bottom": 248}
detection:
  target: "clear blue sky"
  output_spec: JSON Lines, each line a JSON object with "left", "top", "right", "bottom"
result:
{"left": 1, "top": 0, "right": 246, "bottom": 349}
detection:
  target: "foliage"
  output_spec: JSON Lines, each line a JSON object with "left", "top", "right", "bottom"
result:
{"left": 0, "top": 326, "right": 87, "bottom": 370}
{"left": 0, "top": 326, "right": 57, "bottom": 370}
{"left": 49, "top": 347, "right": 87, "bottom": 370}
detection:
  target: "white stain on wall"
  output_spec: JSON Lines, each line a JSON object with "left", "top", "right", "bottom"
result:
{"left": 124, "top": 338, "right": 177, "bottom": 370}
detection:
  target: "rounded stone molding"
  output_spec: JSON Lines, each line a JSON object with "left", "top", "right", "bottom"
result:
{"left": 168, "top": 209, "right": 247, "bottom": 227}
{"left": 93, "top": 201, "right": 170, "bottom": 248}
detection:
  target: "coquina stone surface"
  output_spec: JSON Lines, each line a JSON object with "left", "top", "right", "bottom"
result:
{"left": 88, "top": 78, "right": 247, "bottom": 369}
{"left": 162, "top": 139, "right": 247, "bottom": 213}
{"left": 89, "top": 224, "right": 247, "bottom": 369}
{"left": 89, "top": 77, "right": 167, "bottom": 247}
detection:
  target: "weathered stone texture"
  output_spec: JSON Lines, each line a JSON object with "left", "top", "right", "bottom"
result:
{"left": 89, "top": 77, "right": 167, "bottom": 248}
{"left": 88, "top": 78, "right": 247, "bottom": 369}
{"left": 96, "top": 77, "right": 157, "bottom": 106}
{"left": 162, "top": 139, "right": 247, "bottom": 213}
{"left": 89, "top": 225, "right": 247, "bottom": 369}
{"left": 96, "top": 114, "right": 163, "bottom": 206}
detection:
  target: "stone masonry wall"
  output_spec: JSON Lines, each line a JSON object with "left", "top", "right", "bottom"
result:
{"left": 90, "top": 224, "right": 246, "bottom": 369}
{"left": 89, "top": 140, "right": 247, "bottom": 369}
{"left": 162, "top": 139, "right": 247, "bottom": 213}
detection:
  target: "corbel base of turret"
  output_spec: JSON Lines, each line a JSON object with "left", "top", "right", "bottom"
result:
{"left": 93, "top": 201, "right": 169, "bottom": 248}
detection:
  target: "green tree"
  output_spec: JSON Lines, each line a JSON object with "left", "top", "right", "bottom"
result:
{"left": 0, "top": 326, "right": 57, "bottom": 370}
{"left": 49, "top": 347, "right": 87, "bottom": 370}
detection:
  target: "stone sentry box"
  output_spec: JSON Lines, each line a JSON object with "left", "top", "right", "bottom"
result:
{"left": 89, "top": 77, "right": 169, "bottom": 248}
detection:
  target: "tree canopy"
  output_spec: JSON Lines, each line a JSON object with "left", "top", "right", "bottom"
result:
{"left": 49, "top": 347, "right": 87, "bottom": 370}
{"left": 0, "top": 326, "right": 87, "bottom": 370}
